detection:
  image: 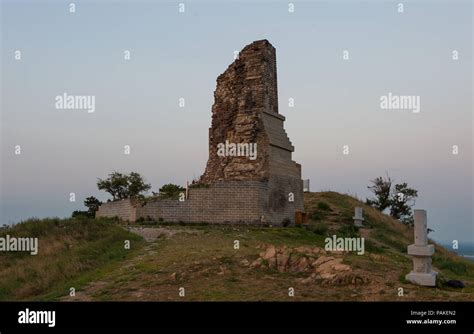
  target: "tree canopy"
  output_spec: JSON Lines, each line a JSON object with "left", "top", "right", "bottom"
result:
{"left": 97, "top": 171, "right": 151, "bottom": 200}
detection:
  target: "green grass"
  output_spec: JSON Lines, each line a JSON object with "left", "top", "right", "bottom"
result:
{"left": 2, "top": 191, "right": 474, "bottom": 301}
{"left": 0, "top": 217, "right": 145, "bottom": 301}
{"left": 433, "top": 254, "right": 471, "bottom": 277}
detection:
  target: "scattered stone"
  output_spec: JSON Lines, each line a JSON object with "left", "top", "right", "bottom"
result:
{"left": 319, "top": 273, "right": 336, "bottom": 280}
{"left": 240, "top": 259, "right": 250, "bottom": 267}
{"left": 311, "top": 256, "right": 335, "bottom": 267}
{"left": 252, "top": 244, "right": 363, "bottom": 286}
{"left": 217, "top": 265, "right": 226, "bottom": 276}
{"left": 300, "top": 277, "right": 313, "bottom": 284}
{"left": 260, "top": 245, "right": 276, "bottom": 260}
{"left": 294, "top": 246, "right": 313, "bottom": 254}
{"left": 332, "top": 263, "right": 351, "bottom": 272}
{"left": 268, "top": 257, "right": 277, "bottom": 269}
{"left": 289, "top": 256, "right": 310, "bottom": 273}
{"left": 315, "top": 258, "right": 343, "bottom": 274}
{"left": 276, "top": 252, "right": 290, "bottom": 272}
{"left": 250, "top": 258, "right": 263, "bottom": 268}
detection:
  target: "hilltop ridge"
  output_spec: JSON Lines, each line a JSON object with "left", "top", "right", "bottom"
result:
{"left": 0, "top": 191, "right": 472, "bottom": 301}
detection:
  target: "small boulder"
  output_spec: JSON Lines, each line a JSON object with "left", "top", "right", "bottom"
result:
{"left": 276, "top": 253, "right": 290, "bottom": 272}
{"left": 217, "top": 265, "right": 226, "bottom": 275}
{"left": 314, "top": 258, "right": 343, "bottom": 274}
{"left": 312, "top": 256, "right": 336, "bottom": 267}
{"left": 332, "top": 263, "right": 351, "bottom": 272}
{"left": 268, "top": 257, "right": 277, "bottom": 269}
{"left": 250, "top": 258, "right": 263, "bottom": 268}
{"left": 260, "top": 245, "right": 276, "bottom": 260}
{"left": 319, "top": 272, "right": 336, "bottom": 280}
{"left": 240, "top": 259, "right": 250, "bottom": 267}
{"left": 290, "top": 256, "right": 310, "bottom": 272}
{"left": 294, "top": 246, "right": 313, "bottom": 254}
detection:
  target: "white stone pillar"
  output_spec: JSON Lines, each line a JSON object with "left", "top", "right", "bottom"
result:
{"left": 405, "top": 209, "right": 437, "bottom": 286}
{"left": 353, "top": 207, "right": 364, "bottom": 227}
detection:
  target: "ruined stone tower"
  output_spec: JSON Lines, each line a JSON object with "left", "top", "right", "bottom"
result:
{"left": 200, "top": 39, "right": 299, "bottom": 184}
{"left": 97, "top": 40, "right": 304, "bottom": 225}
{"left": 199, "top": 39, "right": 304, "bottom": 223}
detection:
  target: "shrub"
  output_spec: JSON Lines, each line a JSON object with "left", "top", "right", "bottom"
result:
{"left": 311, "top": 211, "right": 324, "bottom": 221}
{"left": 159, "top": 184, "right": 185, "bottom": 199}
{"left": 72, "top": 210, "right": 91, "bottom": 219}
{"left": 337, "top": 224, "right": 359, "bottom": 238}
{"left": 317, "top": 202, "right": 332, "bottom": 211}
{"left": 282, "top": 218, "right": 291, "bottom": 227}
{"left": 311, "top": 223, "right": 328, "bottom": 235}
{"left": 434, "top": 256, "right": 468, "bottom": 275}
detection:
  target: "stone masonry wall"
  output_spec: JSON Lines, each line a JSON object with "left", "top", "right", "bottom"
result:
{"left": 200, "top": 40, "right": 280, "bottom": 183}
{"left": 97, "top": 178, "right": 302, "bottom": 225}
{"left": 136, "top": 181, "right": 265, "bottom": 224}
{"left": 96, "top": 199, "right": 136, "bottom": 221}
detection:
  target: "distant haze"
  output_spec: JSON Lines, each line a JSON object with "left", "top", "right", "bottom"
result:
{"left": 1, "top": 0, "right": 472, "bottom": 244}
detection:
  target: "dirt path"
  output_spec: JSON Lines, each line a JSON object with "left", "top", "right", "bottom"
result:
{"left": 61, "top": 227, "right": 200, "bottom": 301}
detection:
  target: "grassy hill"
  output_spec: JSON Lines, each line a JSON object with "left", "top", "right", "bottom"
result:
{"left": 0, "top": 218, "right": 145, "bottom": 300}
{"left": 0, "top": 192, "right": 472, "bottom": 301}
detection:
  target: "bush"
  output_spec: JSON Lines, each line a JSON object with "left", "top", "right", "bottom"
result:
{"left": 311, "top": 211, "right": 324, "bottom": 221}
{"left": 159, "top": 184, "right": 185, "bottom": 199}
{"left": 72, "top": 210, "right": 91, "bottom": 219}
{"left": 337, "top": 224, "right": 359, "bottom": 238}
{"left": 434, "top": 256, "right": 468, "bottom": 275}
{"left": 317, "top": 202, "right": 332, "bottom": 211}
{"left": 281, "top": 218, "right": 291, "bottom": 227}
{"left": 311, "top": 223, "right": 328, "bottom": 235}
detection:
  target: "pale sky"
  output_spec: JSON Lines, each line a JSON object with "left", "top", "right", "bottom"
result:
{"left": 1, "top": 0, "right": 472, "bottom": 244}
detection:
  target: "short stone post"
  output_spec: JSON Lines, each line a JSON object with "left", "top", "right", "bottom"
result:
{"left": 353, "top": 207, "right": 364, "bottom": 227}
{"left": 405, "top": 210, "right": 437, "bottom": 286}
{"left": 303, "top": 179, "right": 310, "bottom": 192}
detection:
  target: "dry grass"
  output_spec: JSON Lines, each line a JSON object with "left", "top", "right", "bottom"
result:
{"left": 0, "top": 217, "right": 145, "bottom": 300}
{"left": 2, "top": 192, "right": 473, "bottom": 301}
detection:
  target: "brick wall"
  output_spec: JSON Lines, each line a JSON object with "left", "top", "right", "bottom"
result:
{"left": 95, "top": 198, "right": 137, "bottom": 221}
{"left": 95, "top": 179, "right": 302, "bottom": 225}
{"left": 263, "top": 175, "right": 304, "bottom": 225}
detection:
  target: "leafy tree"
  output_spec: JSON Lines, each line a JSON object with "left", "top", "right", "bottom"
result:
{"left": 84, "top": 196, "right": 102, "bottom": 217}
{"left": 390, "top": 182, "right": 418, "bottom": 225}
{"left": 366, "top": 175, "right": 392, "bottom": 211}
{"left": 127, "top": 172, "right": 151, "bottom": 199}
{"left": 159, "top": 183, "right": 185, "bottom": 199}
{"left": 97, "top": 172, "right": 151, "bottom": 200}
{"left": 366, "top": 175, "right": 419, "bottom": 225}
{"left": 97, "top": 172, "right": 128, "bottom": 200}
